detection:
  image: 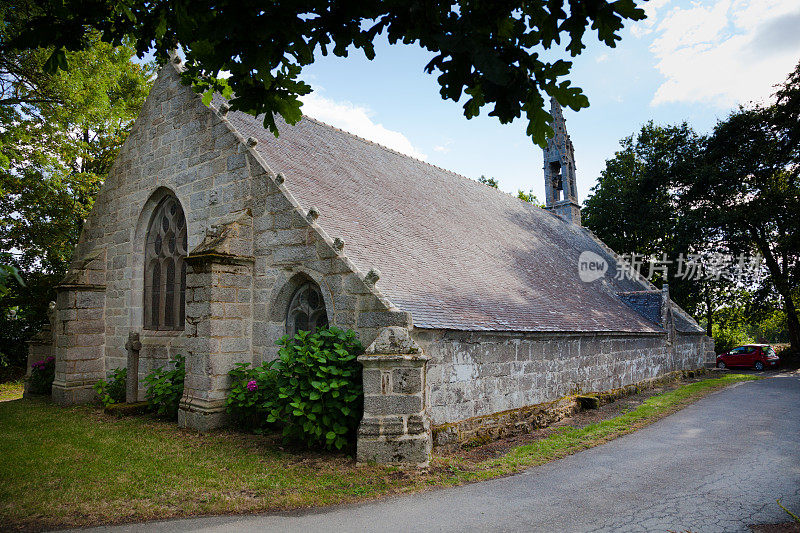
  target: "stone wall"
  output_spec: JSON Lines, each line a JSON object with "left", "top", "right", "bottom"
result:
{"left": 432, "top": 368, "right": 707, "bottom": 447}
{"left": 413, "top": 328, "right": 710, "bottom": 427}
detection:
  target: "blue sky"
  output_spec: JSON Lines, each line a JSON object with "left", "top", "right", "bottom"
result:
{"left": 295, "top": 0, "right": 800, "bottom": 204}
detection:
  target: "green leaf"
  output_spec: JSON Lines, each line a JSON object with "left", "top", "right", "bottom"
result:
{"left": 155, "top": 13, "right": 167, "bottom": 40}
{"left": 43, "top": 48, "right": 68, "bottom": 74}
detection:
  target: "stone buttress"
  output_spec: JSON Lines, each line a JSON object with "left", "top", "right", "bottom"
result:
{"left": 357, "top": 327, "right": 432, "bottom": 467}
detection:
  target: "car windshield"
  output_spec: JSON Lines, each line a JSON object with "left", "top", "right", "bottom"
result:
{"left": 764, "top": 347, "right": 777, "bottom": 357}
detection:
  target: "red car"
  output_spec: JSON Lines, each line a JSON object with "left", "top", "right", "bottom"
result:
{"left": 716, "top": 344, "right": 780, "bottom": 371}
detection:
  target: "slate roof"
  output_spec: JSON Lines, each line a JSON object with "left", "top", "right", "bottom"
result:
{"left": 617, "top": 291, "right": 663, "bottom": 326}
{"left": 673, "top": 306, "right": 703, "bottom": 334}
{"left": 224, "top": 109, "right": 703, "bottom": 334}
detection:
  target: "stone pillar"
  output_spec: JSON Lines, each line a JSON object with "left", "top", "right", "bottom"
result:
{"left": 357, "top": 327, "right": 432, "bottom": 467}
{"left": 179, "top": 252, "right": 254, "bottom": 431}
{"left": 661, "top": 283, "right": 675, "bottom": 346}
{"left": 703, "top": 335, "right": 717, "bottom": 368}
{"left": 51, "top": 284, "right": 106, "bottom": 405}
{"left": 125, "top": 332, "right": 142, "bottom": 403}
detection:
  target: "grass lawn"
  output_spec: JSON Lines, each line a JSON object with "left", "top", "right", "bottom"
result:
{"left": 0, "top": 373, "right": 759, "bottom": 531}
{"left": 0, "top": 380, "right": 24, "bottom": 403}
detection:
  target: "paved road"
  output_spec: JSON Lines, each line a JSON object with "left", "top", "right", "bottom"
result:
{"left": 80, "top": 374, "right": 800, "bottom": 533}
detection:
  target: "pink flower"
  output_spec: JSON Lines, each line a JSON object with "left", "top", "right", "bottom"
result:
{"left": 246, "top": 380, "right": 258, "bottom": 392}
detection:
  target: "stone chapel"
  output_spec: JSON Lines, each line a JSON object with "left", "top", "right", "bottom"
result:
{"left": 31, "top": 59, "right": 713, "bottom": 465}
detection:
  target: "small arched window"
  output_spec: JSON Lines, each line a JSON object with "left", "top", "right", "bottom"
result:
{"left": 286, "top": 282, "right": 328, "bottom": 337}
{"left": 144, "top": 196, "right": 187, "bottom": 330}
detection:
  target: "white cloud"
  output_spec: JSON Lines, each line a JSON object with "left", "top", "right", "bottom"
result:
{"left": 596, "top": 53, "right": 610, "bottom": 63}
{"left": 646, "top": 0, "right": 800, "bottom": 107}
{"left": 433, "top": 139, "right": 453, "bottom": 153}
{"left": 631, "top": 0, "right": 674, "bottom": 38}
{"left": 299, "top": 93, "right": 427, "bottom": 160}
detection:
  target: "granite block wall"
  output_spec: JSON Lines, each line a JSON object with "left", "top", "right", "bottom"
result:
{"left": 413, "top": 329, "right": 710, "bottom": 426}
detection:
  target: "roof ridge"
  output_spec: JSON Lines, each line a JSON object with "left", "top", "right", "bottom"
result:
{"left": 617, "top": 290, "right": 660, "bottom": 294}
{"left": 299, "top": 114, "right": 469, "bottom": 180}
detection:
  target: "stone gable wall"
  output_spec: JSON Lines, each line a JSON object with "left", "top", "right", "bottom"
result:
{"left": 56, "top": 63, "right": 407, "bottom": 406}
{"left": 413, "top": 328, "right": 710, "bottom": 426}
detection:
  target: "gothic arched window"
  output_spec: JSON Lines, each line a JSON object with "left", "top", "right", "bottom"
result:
{"left": 144, "top": 196, "right": 187, "bottom": 331}
{"left": 286, "top": 282, "right": 328, "bottom": 337}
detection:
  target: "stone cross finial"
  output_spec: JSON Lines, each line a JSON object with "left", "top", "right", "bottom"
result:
{"left": 125, "top": 331, "right": 142, "bottom": 403}
{"left": 124, "top": 332, "right": 142, "bottom": 352}
{"left": 364, "top": 268, "right": 381, "bottom": 286}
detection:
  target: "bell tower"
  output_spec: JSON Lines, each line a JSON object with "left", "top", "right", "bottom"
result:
{"left": 543, "top": 98, "right": 581, "bottom": 225}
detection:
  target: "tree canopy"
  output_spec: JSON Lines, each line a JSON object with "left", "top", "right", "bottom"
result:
{"left": 3, "top": 0, "right": 646, "bottom": 147}
{"left": 0, "top": 24, "right": 154, "bottom": 367}
{"left": 582, "top": 121, "right": 716, "bottom": 328}
{"left": 584, "top": 62, "right": 800, "bottom": 353}
{"left": 691, "top": 71, "right": 800, "bottom": 352}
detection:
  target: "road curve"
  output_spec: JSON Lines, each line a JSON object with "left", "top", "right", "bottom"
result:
{"left": 76, "top": 373, "right": 800, "bottom": 533}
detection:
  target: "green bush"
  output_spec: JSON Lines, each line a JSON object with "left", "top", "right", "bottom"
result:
{"left": 226, "top": 360, "right": 280, "bottom": 433}
{"left": 94, "top": 367, "right": 127, "bottom": 407}
{"left": 226, "top": 326, "right": 364, "bottom": 451}
{"left": 713, "top": 322, "right": 754, "bottom": 354}
{"left": 143, "top": 355, "right": 185, "bottom": 419}
{"left": 27, "top": 356, "right": 55, "bottom": 395}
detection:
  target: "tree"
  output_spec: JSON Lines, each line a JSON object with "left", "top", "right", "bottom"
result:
{"left": 773, "top": 61, "right": 800, "bottom": 168}
{"left": 582, "top": 122, "right": 731, "bottom": 335}
{"left": 0, "top": 261, "right": 23, "bottom": 299}
{"left": 476, "top": 176, "right": 542, "bottom": 205}
{"left": 583, "top": 122, "right": 704, "bottom": 257}
{"left": 0, "top": 26, "right": 154, "bottom": 368}
{"left": 3, "top": 0, "right": 646, "bottom": 147}
{"left": 516, "top": 189, "right": 543, "bottom": 206}
{"left": 477, "top": 175, "right": 499, "bottom": 188}
{"left": 584, "top": 64, "right": 800, "bottom": 353}
{"left": 689, "top": 66, "right": 800, "bottom": 352}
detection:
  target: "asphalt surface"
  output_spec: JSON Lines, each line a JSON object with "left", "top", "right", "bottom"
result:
{"left": 75, "top": 373, "right": 800, "bottom": 533}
